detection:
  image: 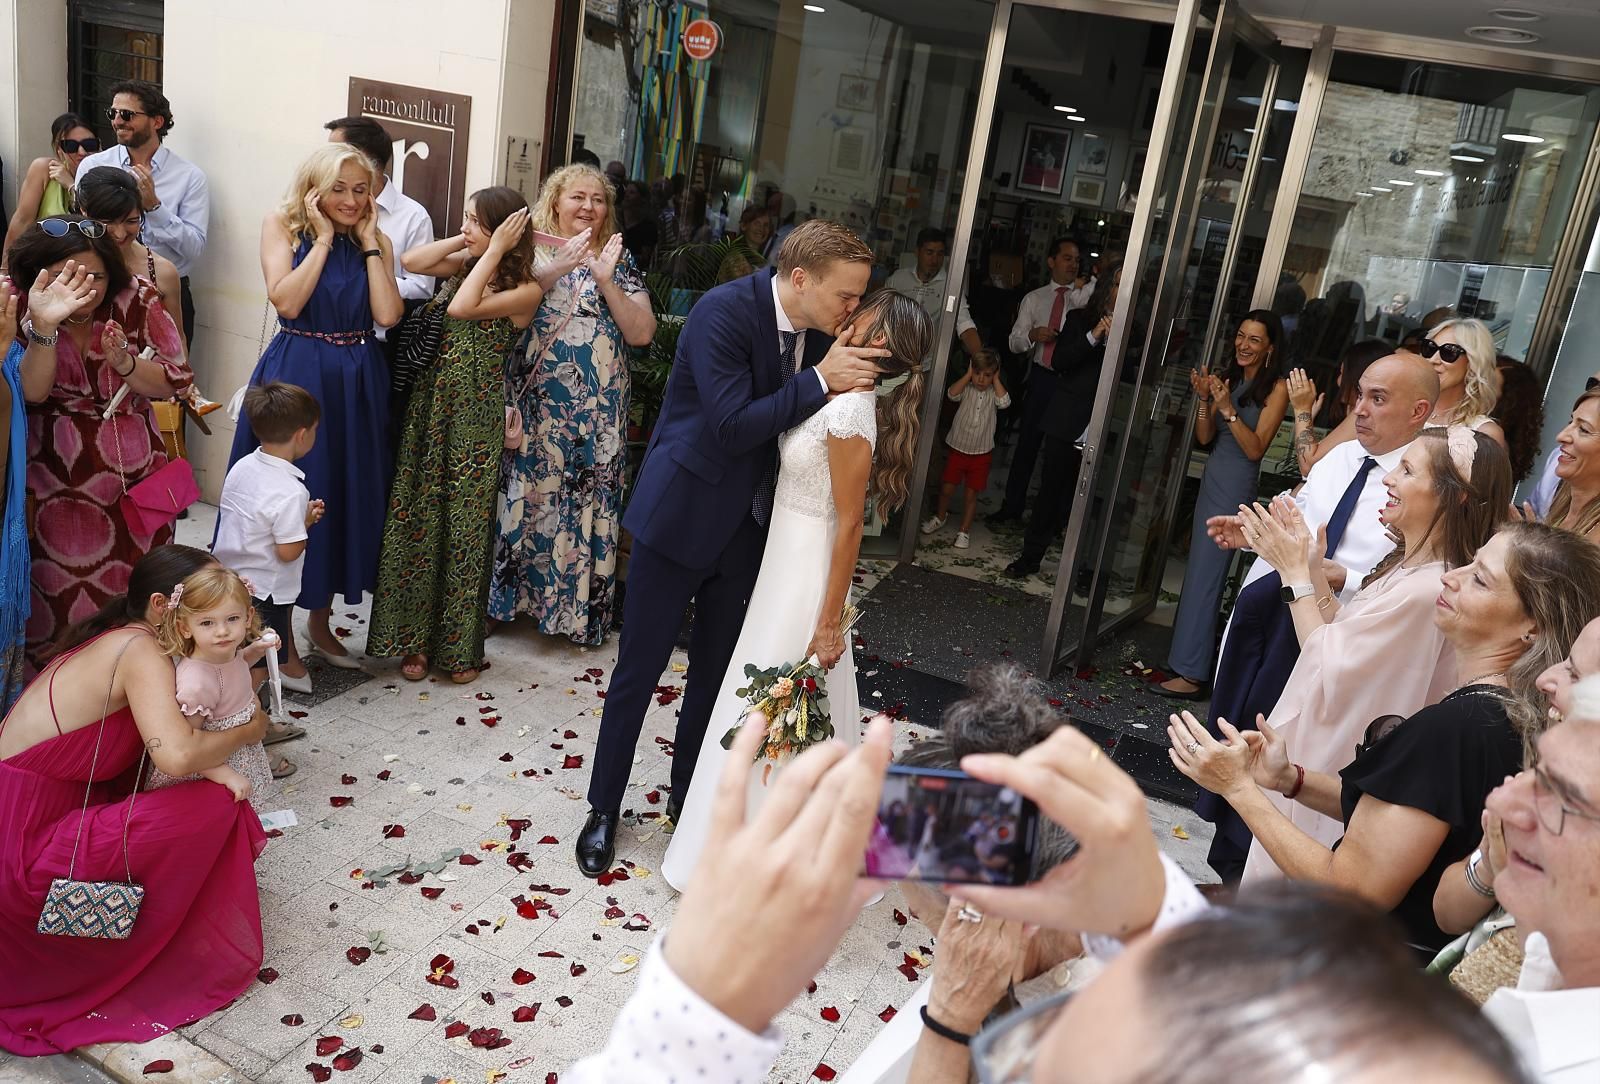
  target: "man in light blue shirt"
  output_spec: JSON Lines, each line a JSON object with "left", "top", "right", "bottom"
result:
{"left": 76, "top": 79, "right": 209, "bottom": 345}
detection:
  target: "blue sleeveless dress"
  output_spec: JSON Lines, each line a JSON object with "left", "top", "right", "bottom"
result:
{"left": 228, "top": 234, "right": 391, "bottom": 609}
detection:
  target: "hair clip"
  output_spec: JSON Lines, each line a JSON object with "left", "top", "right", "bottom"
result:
{"left": 238, "top": 574, "right": 258, "bottom": 597}
{"left": 167, "top": 582, "right": 184, "bottom": 607}
{"left": 1445, "top": 425, "right": 1478, "bottom": 479}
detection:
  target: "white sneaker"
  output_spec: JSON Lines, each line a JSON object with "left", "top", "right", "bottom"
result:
{"left": 921, "top": 516, "right": 946, "bottom": 535}
{"left": 954, "top": 531, "right": 971, "bottom": 549}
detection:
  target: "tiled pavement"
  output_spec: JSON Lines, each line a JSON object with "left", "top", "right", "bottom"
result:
{"left": 2, "top": 506, "right": 1215, "bottom": 1083}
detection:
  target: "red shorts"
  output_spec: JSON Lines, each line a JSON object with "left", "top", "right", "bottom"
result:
{"left": 941, "top": 448, "right": 993, "bottom": 492}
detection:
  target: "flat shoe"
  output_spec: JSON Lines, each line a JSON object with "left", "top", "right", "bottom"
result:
{"left": 1153, "top": 681, "right": 1208, "bottom": 701}
{"left": 401, "top": 655, "right": 429, "bottom": 682}
{"left": 271, "top": 757, "right": 298, "bottom": 780}
{"left": 450, "top": 669, "right": 480, "bottom": 685}
{"left": 310, "top": 643, "right": 363, "bottom": 670}
{"left": 263, "top": 722, "right": 306, "bottom": 746}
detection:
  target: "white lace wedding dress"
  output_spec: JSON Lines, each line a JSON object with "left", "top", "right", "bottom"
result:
{"left": 661, "top": 391, "right": 874, "bottom": 890}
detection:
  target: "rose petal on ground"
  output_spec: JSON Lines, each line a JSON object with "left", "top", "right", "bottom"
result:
{"left": 397, "top": 871, "right": 423, "bottom": 885}
{"left": 536, "top": 835, "right": 559, "bottom": 845}
{"left": 807, "top": 981, "right": 817, "bottom": 994}
{"left": 345, "top": 946, "right": 371, "bottom": 965}
{"left": 314, "top": 1036, "right": 343, "bottom": 1056}
{"left": 331, "top": 1048, "right": 363, "bottom": 1071}
{"left": 481, "top": 991, "right": 496, "bottom": 1005}
{"left": 512, "top": 1004, "right": 540, "bottom": 1023}
{"left": 329, "top": 796, "right": 353, "bottom": 808}
{"left": 142, "top": 1061, "right": 174, "bottom": 1074}
{"left": 569, "top": 962, "right": 586, "bottom": 977}
{"left": 420, "top": 887, "right": 445, "bottom": 899}
{"left": 555, "top": 996, "right": 573, "bottom": 1007}
{"left": 381, "top": 824, "right": 406, "bottom": 838}
{"left": 340, "top": 774, "right": 357, "bottom": 785}
{"left": 814, "top": 1065, "right": 838, "bottom": 1081}
{"left": 444, "top": 1020, "right": 470, "bottom": 1039}
{"left": 820, "top": 1006, "right": 841, "bottom": 1022}
{"left": 305, "top": 1065, "right": 331, "bottom": 1083}
{"left": 893, "top": 909, "right": 908, "bottom": 926}
{"left": 407, "top": 1004, "right": 437, "bottom": 1021}
{"left": 878, "top": 1006, "right": 897, "bottom": 1022}
{"left": 281, "top": 1013, "right": 304, "bottom": 1026}
{"left": 376, "top": 769, "right": 392, "bottom": 780}
{"left": 537, "top": 950, "right": 564, "bottom": 958}
{"left": 458, "top": 853, "right": 482, "bottom": 865}
{"left": 338, "top": 1014, "right": 362, "bottom": 1029}
{"left": 512, "top": 968, "right": 536, "bottom": 984}
{"left": 561, "top": 755, "right": 583, "bottom": 769}
{"left": 258, "top": 967, "right": 280, "bottom": 984}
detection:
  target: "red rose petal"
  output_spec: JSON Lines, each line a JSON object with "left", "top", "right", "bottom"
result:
{"left": 499, "top": 753, "right": 514, "bottom": 762}
{"left": 603, "top": 905, "right": 625, "bottom": 920}
{"left": 143, "top": 1061, "right": 174, "bottom": 1075}
{"left": 555, "top": 995, "right": 573, "bottom": 1007}
{"left": 820, "top": 1006, "right": 841, "bottom": 1022}
{"left": 563, "top": 730, "right": 578, "bottom": 739}
{"left": 538, "top": 950, "right": 564, "bottom": 958}
{"left": 481, "top": 991, "right": 496, "bottom": 1005}
{"left": 444, "top": 1020, "right": 470, "bottom": 1039}
{"left": 897, "top": 962, "right": 920, "bottom": 981}
{"left": 806, "top": 980, "right": 818, "bottom": 994}
{"left": 407, "top": 1003, "right": 437, "bottom": 1021}
{"left": 512, "top": 1003, "right": 540, "bottom": 1023}
{"left": 281, "top": 1013, "right": 305, "bottom": 1026}
{"left": 537, "top": 835, "right": 559, "bottom": 845}
{"left": 427, "top": 973, "right": 460, "bottom": 989}
{"left": 315, "top": 1036, "right": 343, "bottom": 1056}
{"left": 397, "top": 871, "right": 423, "bottom": 885}
{"left": 814, "top": 1065, "right": 838, "bottom": 1081}
{"left": 381, "top": 823, "right": 406, "bottom": 838}
{"left": 878, "top": 1006, "right": 897, "bottom": 1023}
{"left": 420, "top": 887, "right": 444, "bottom": 899}
{"left": 644, "top": 790, "right": 660, "bottom": 804}
{"left": 561, "top": 754, "right": 583, "bottom": 769}
{"left": 893, "top": 909, "right": 908, "bottom": 926}
{"left": 512, "top": 968, "right": 537, "bottom": 985}
{"left": 331, "top": 1048, "right": 363, "bottom": 1072}
{"left": 458, "top": 853, "right": 482, "bottom": 865}
{"left": 482, "top": 715, "right": 499, "bottom": 728}
{"left": 546, "top": 1075, "right": 558, "bottom": 1084}
{"left": 288, "top": 709, "right": 308, "bottom": 719}
{"left": 376, "top": 769, "right": 392, "bottom": 780}
{"left": 305, "top": 1065, "right": 331, "bottom": 1083}
{"left": 516, "top": 901, "right": 539, "bottom": 920}
{"left": 340, "top": 774, "right": 357, "bottom": 785}
{"left": 329, "top": 796, "right": 353, "bottom": 808}
{"left": 258, "top": 967, "right": 280, "bottom": 984}
{"left": 345, "top": 946, "right": 371, "bottom": 965}
{"left": 569, "top": 962, "right": 587, "bottom": 977}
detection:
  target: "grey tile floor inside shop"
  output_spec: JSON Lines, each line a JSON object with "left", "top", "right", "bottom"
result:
{"left": 0, "top": 504, "right": 1214, "bottom": 1083}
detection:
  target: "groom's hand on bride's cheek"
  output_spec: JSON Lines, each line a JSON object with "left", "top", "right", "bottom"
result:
{"left": 818, "top": 323, "right": 890, "bottom": 395}
{"left": 663, "top": 713, "right": 893, "bottom": 1035}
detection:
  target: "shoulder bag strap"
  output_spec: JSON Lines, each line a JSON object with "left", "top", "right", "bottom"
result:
{"left": 512, "top": 270, "right": 581, "bottom": 403}
{"left": 64, "top": 631, "right": 150, "bottom": 884}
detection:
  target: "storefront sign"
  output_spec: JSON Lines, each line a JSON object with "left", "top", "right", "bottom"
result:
{"left": 347, "top": 78, "right": 473, "bottom": 238}
{"left": 683, "top": 19, "right": 721, "bottom": 61}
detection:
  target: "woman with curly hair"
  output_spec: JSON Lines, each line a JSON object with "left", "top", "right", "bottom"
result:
{"left": 1418, "top": 316, "right": 1505, "bottom": 449}
{"left": 490, "top": 164, "right": 656, "bottom": 645}
{"left": 1490, "top": 356, "right": 1543, "bottom": 485}
{"left": 227, "top": 143, "right": 403, "bottom": 670}
{"left": 660, "top": 287, "right": 933, "bottom": 891}
{"left": 367, "top": 187, "right": 541, "bottom": 683}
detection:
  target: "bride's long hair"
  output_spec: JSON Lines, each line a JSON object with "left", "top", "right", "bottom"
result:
{"left": 842, "top": 289, "right": 934, "bottom": 514}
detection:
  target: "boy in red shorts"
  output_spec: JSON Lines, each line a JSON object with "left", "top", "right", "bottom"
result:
{"left": 922, "top": 350, "right": 1010, "bottom": 549}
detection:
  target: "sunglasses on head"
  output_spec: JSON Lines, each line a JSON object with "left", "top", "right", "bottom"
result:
{"left": 59, "top": 137, "right": 102, "bottom": 155}
{"left": 38, "top": 218, "right": 107, "bottom": 240}
{"left": 1417, "top": 338, "right": 1468, "bottom": 364}
{"left": 106, "top": 107, "right": 151, "bottom": 123}
{"left": 1587, "top": 377, "right": 1600, "bottom": 392}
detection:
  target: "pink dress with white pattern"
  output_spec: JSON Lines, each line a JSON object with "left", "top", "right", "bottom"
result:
{"left": 146, "top": 655, "right": 273, "bottom": 799}
{"left": 21, "top": 280, "right": 190, "bottom": 663}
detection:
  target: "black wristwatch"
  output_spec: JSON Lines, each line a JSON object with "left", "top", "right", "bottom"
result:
{"left": 1280, "top": 582, "right": 1315, "bottom": 603}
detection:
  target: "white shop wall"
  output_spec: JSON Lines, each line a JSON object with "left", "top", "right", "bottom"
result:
{"left": 162, "top": 0, "right": 555, "bottom": 501}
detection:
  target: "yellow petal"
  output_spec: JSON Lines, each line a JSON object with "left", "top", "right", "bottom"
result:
{"left": 1172, "top": 825, "right": 1190, "bottom": 840}
{"left": 338, "top": 1013, "right": 363, "bottom": 1029}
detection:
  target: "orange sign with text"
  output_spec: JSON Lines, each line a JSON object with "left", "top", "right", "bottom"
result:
{"left": 683, "top": 19, "right": 721, "bottom": 61}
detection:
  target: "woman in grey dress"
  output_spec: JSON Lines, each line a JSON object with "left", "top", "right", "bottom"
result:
{"left": 1158, "top": 310, "right": 1289, "bottom": 698}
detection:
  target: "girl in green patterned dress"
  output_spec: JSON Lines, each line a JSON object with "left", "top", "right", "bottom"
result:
{"left": 367, "top": 187, "right": 542, "bottom": 683}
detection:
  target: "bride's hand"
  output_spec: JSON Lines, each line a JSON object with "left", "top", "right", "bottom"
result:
{"left": 806, "top": 622, "right": 846, "bottom": 670}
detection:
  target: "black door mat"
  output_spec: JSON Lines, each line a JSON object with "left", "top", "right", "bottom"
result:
{"left": 279, "top": 654, "right": 376, "bottom": 708}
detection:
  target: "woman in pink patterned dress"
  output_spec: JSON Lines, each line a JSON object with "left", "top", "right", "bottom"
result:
{"left": 6, "top": 216, "right": 190, "bottom": 665}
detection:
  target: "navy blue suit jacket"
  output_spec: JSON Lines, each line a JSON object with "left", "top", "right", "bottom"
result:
{"left": 623, "top": 270, "right": 830, "bottom": 569}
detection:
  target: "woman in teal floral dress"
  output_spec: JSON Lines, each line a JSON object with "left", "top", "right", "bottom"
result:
{"left": 491, "top": 165, "right": 656, "bottom": 645}
{"left": 368, "top": 187, "right": 543, "bottom": 683}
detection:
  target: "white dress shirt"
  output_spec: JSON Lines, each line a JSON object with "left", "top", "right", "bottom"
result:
{"left": 77, "top": 143, "right": 209, "bottom": 277}
{"left": 377, "top": 178, "right": 436, "bottom": 302}
{"left": 211, "top": 449, "right": 310, "bottom": 605}
{"left": 773, "top": 274, "right": 830, "bottom": 397}
{"left": 1482, "top": 932, "right": 1600, "bottom": 1083}
{"left": 1238, "top": 436, "right": 1411, "bottom": 601}
{"left": 1007, "top": 278, "right": 1095, "bottom": 365}
{"left": 945, "top": 383, "right": 1011, "bottom": 455}
{"left": 884, "top": 264, "right": 977, "bottom": 343}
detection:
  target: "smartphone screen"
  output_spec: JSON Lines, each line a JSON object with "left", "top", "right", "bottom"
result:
{"left": 863, "top": 765, "right": 1038, "bottom": 886}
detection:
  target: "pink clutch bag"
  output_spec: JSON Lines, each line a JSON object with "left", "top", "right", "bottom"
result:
{"left": 120, "top": 457, "right": 200, "bottom": 535}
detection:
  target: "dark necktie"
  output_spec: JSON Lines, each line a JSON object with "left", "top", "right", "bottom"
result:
{"left": 1323, "top": 456, "right": 1378, "bottom": 558}
{"left": 751, "top": 330, "right": 800, "bottom": 526}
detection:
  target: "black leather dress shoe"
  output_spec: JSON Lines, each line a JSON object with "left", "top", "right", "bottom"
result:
{"left": 664, "top": 795, "right": 682, "bottom": 825}
{"left": 987, "top": 509, "right": 1021, "bottom": 526}
{"left": 576, "top": 809, "right": 618, "bottom": 878}
{"left": 1002, "top": 558, "right": 1039, "bottom": 578}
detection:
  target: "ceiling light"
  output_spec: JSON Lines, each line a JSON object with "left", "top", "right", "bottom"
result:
{"left": 1451, "top": 154, "right": 1486, "bottom": 163}
{"left": 1090, "top": 252, "right": 1100, "bottom": 258}
{"left": 1370, "top": 186, "right": 1392, "bottom": 193}
{"left": 1386, "top": 179, "right": 1415, "bottom": 186}
{"left": 1356, "top": 191, "right": 1371, "bottom": 197}
{"left": 1053, "top": 105, "right": 1078, "bottom": 113}
{"left": 803, "top": 3, "right": 825, "bottom": 10}
{"left": 1503, "top": 132, "right": 1546, "bottom": 144}
{"left": 1066, "top": 115, "right": 1086, "bottom": 122}
{"left": 1466, "top": 25, "right": 1541, "bottom": 44}
{"left": 1490, "top": 7, "right": 1543, "bottom": 20}
{"left": 1414, "top": 168, "right": 1445, "bottom": 177}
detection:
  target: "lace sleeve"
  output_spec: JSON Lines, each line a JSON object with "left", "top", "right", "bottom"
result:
{"left": 821, "top": 391, "right": 878, "bottom": 452}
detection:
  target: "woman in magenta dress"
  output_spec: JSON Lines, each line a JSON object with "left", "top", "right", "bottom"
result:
{"left": 0, "top": 545, "right": 269, "bottom": 1056}
{"left": 7, "top": 217, "right": 190, "bottom": 664}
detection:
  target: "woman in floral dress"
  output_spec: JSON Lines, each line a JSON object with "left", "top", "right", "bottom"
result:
{"left": 368, "top": 187, "right": 542, "bottom": 683}
{"left": 8, "top": 217, "right": 189, "bottom": 663}
{"left": 490, "top": 165, "right": 656, "bottom": 645}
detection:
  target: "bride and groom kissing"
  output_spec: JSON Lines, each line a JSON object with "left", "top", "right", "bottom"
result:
{"left": 577, "top": 219, "right": 935, "bottom": 883}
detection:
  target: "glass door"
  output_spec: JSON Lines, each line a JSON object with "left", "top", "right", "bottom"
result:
{"left": 1041, "top": 0, "right": 1283, "bottom": 674}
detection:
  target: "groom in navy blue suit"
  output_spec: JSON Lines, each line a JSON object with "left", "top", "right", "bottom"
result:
{"left": 578, "top": 220, "right": 886, "bottom": 876}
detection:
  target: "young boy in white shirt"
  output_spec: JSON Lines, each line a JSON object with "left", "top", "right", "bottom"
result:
{"left": 921, "top": 350, "right": 1010, "bottom": 549}
{"left": 212, "top": 382, "right": 324, "bottom": 693}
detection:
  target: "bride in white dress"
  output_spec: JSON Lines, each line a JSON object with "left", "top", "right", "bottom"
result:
{"left": 662, "top": 290, "right": 934, "bottom": 890}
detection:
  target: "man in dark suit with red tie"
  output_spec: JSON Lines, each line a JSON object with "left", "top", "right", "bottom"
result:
{"left": 577, "top": 220, "right": 886, "bottom": 876}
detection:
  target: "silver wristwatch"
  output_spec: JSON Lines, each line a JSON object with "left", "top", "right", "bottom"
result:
{"left": 22, "top": 319, "right": 59, "bottom": 347}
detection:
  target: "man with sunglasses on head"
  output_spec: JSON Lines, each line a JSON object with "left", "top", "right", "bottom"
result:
{"left": 76, "top": 79, "right": 209, "bottom": 347}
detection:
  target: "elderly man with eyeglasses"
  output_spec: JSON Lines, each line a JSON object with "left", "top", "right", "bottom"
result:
{"left": 75, "top": 79, "right": 209, "bottom": 347}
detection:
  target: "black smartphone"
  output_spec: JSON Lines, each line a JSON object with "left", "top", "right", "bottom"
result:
{"left": 863, "top": 765, "right": 1039, "bottom": 886}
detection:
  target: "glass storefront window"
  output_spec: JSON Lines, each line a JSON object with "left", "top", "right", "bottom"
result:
{"left": 1273, "top": 55, "right": 1600, "bottom": 393}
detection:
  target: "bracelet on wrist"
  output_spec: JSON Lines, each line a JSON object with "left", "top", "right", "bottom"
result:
{"left": 919, "top": 1005, "right": 972, "bottom": 1046}
{"left": 1284, "top": 763, "right": 1306, "bottom": 801}
{"left": 1465, "top": 848, "right": 1497, "bottom": 899}
{"left": 23, "top": 319, "right": 59, "bottom": 347}
{"left": 362, "top": 248, "right": 382, "bottom": 261}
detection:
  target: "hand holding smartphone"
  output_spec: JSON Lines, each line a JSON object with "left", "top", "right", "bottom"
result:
{"left": 863, "top": 765, "right": 1041, "bottom": 886}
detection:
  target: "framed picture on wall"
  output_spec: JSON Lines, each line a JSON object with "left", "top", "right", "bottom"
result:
{"left": 837, "top": 74, "right": 878, "bottom": 112}
{"left": 1017, "top": 123, "right": 1071, "bottom": 196}
{"left": 1078, "top": 132, "right": 1110, "bottom": 177}
{"left": 1070, "top": 175, "right": 1106, "bottom": 207}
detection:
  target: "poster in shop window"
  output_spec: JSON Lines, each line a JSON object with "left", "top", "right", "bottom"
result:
{"left": 1017, "top": 123, "right": 1071, "bottom": 197}
{"left": 348, "top": 78, "right": 473, "bottom": 238}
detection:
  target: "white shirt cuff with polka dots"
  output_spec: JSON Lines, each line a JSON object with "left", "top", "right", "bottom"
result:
{"left": 565, "top": 940, "right": 783, "bottom": 1084}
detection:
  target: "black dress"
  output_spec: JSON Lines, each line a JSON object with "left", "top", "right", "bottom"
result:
{"left": 1337, "top": 685, "right": 1524, "bottom": 953}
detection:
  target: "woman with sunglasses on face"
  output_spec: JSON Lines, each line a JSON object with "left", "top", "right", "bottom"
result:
{"left": 0, "top": 114, "right": 98, "bottom": 264}
{"left": 75, "top": 166, "right": 183, "bottom": 342}
{"left": 5, "top": 216, "right": 190, "bottom": 665}
{"left": 1419, "top": 317, "right": 1507, "bottom": 451}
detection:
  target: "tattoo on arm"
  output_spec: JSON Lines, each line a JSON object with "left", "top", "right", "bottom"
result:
{"left": 144, "top": 737, "right": 163, "bottom": 751}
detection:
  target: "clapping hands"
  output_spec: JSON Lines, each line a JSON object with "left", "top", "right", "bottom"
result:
{"left": 27, "top": 261, "right": 97, "bottom": 333}
{"left": 1235, "top": 494, "right": 1319, "bottom": 579}
{"left": 588, "top": 233, "right": 624, "bottom": 283}
{"left": 0, "top": 283, "right": 18, "bottom": 345}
